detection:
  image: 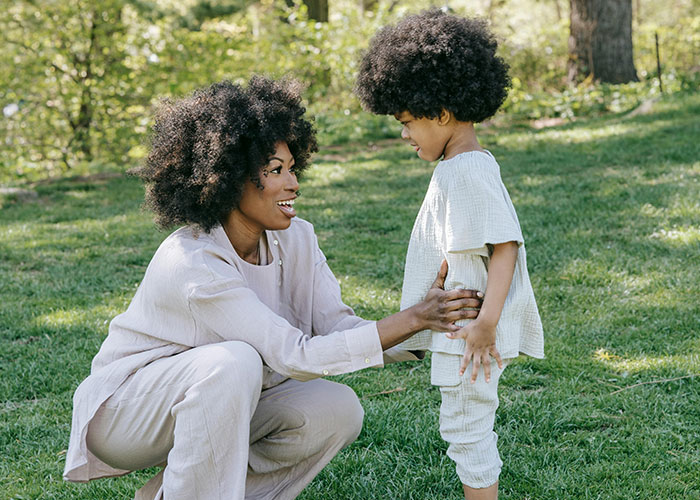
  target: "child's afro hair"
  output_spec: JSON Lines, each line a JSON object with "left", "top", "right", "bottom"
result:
{"left": 134, "top": 76, "right": 317, "bottom": 233}
{"left": 355, "top": 9, "right": 511, "bottom": 123}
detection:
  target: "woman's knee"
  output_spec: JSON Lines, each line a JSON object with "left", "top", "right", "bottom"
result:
{"left": 189, "top": 341, "right": 263, "bottom": 398}
{"left": 323, "top": 382, "right": 364, "bottom": 445}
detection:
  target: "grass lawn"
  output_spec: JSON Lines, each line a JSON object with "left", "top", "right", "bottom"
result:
{"left": 1, "top": 91, "right": 698, "bottom": 499}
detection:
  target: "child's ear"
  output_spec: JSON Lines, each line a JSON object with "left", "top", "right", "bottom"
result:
{"left": 437, "top": 109, "right": 453, "bottom": 126}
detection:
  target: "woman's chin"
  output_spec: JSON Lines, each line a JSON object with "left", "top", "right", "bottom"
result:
{"left": 266, "top": 217, "right": 293, "bottom": 231}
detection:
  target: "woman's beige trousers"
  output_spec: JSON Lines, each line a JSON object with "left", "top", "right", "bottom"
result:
{"left": 85, "top": 341, "right": 364, "bottom": 500}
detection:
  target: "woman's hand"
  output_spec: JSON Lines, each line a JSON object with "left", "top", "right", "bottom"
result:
{"left": 413, "top": 260, "right": 483, "bottom": 333}
{"left": 446, "top": 319, "right": 503, "bottom": 383}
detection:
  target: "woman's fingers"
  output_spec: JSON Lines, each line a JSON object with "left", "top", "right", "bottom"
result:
{"left": 435, "top": 322, "right": 461, "bottom": 333}
{"left": 442, "top": 296, "right": 482, "bottom": 311}
{"left": 443, "top": 288, "right": 483, "bottom": 302}
{"left": 429, "top": 260, "right": 449, "bottom": 290}
{"left": 443, "top": 309, "right": 478, "bottom": 323}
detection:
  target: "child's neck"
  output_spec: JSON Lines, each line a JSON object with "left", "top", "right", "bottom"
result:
{"left": 442, "top": 121, "right": 484, "bottom": 160}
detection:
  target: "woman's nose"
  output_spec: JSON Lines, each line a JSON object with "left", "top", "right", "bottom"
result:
{"left": 287, "top": 171, "right": 299, "bottom": 191}
{"left": 401, "top": 126, "right": 410, "bottom": 140}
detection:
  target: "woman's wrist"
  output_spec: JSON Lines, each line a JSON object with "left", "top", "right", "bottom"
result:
{"left": 404, "top": 305, "right": 426, "bottom": 334}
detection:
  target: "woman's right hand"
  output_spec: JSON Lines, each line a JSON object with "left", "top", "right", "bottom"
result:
{"left": 413, "top": 260, "right": 483, "bottom": 333}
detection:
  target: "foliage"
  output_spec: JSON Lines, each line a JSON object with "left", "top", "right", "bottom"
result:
{"left": 1, "top": 92, "right": 699, "bottom": 499}
{"left": 1, "top": 0, "right": 698, "bottom": 181}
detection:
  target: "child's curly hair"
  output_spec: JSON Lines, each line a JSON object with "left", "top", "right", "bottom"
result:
{"left": 355, "top": 9, "right": 510, "bottom": 123}
{"left": 134, "top": 76, "right": 317, "bottom": 233}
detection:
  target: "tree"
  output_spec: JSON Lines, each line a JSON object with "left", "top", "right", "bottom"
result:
{"left": 568, "top": 0, "right": 638, "bottom": 83}
{"left": 1, "top": 0, "right": 148, "bottom": 172}
{"left": 303, "top": 0, "right": 328, "bottom": 22}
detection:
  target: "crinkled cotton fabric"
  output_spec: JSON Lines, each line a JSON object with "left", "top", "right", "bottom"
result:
{"left": 399, "top": 151, "right": 544, "bottom": 385}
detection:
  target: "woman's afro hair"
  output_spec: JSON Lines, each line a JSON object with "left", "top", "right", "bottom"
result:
{"left": 134, "top": 76, "right": 317, "bottom": 233}
{"left": 355, "top": 9, "right": 511, "bottom": 123}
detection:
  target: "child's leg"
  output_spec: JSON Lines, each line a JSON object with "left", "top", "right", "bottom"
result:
{"left": 435, "top": 353, "right": 510, "bottom": 500}
{"left": 462, "top": 482, "right": 499, "bottom": 500}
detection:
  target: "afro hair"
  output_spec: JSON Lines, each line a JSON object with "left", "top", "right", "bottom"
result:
{"left": 134, "top": 76, "right": 317, "bottom": 233}
{"left": 355, "top": 9, "right": 511, "bottom": 123}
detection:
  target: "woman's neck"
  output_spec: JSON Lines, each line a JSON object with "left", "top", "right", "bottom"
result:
{"left": 442, "top": 121, "right": 484, "bottom": 160}
{"left": 222, "top": 210, "right": 262, "bottom": 264}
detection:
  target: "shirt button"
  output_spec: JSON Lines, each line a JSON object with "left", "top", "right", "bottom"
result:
{"left": 322, "top": 369, "right": 329, "bottom": 375}
{"left": 278, "top": 259, "right": 283, "bottom": 266}
{"left": 364, "top": 358, "right": 371, "bottom": 364}
{"left": 273, "top": 239, "right": 279, "bottom": 246}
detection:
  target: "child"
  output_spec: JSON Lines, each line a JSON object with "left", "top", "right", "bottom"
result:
{"left": 355, "top": 10, "right": 544, "bottom": 500}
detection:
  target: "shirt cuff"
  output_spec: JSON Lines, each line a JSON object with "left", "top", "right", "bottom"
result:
{"left": 344, "top": 322, "right": 384, "bottom": 372}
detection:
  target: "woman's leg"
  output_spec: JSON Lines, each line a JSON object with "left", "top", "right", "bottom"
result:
{"left": 245, "top": 378, "right": 364, "bottom": 500}
{"left": 86, "top": 341, "right": 263, "bottom": 500}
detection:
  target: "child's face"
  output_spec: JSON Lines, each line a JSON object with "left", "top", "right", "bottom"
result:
{"left": 395, "top": 111, "right": 451, "bottom": 162}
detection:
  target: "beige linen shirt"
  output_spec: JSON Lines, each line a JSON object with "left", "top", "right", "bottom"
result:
{"left": 398, "top": 151, "right": 544, "bottom": 385}
{"left": 64, "top": 217, "right": 413, "bottom": 482}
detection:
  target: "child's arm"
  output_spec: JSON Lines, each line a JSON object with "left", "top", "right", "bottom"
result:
{"left": 446, "top": 241, "right": 518, "bottom": 383}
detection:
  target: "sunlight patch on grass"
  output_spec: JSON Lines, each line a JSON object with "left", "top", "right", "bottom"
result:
{"left": 594, "top": 348, "right": 700, "bottom": 375}
{"left": 649, "top": 226, "right": 700, "bottom": 245}
{"left": 36, "top": 304, "right": 115, "bottom": 329}
{"left": 337, "top": 275, "right": 400, "bottom": 317}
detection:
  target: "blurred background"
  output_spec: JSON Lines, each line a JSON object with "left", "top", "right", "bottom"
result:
{"left": 1, "top": 0, "right": 698, "bottom": 182}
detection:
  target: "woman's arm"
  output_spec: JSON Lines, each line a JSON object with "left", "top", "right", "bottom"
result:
{"left": 189, "top": 261, "right": 481, "bottom": 382}
{"left": 446, "top": 241, "right": 518, "bottom": 383}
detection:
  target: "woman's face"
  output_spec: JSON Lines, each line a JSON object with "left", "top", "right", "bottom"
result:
{"left": 237, "top": 141, "right": 299, "bottom": 232}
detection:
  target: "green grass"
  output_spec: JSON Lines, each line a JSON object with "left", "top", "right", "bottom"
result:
{"left": 1, "top": 92, "right": 699, "bottom": 499}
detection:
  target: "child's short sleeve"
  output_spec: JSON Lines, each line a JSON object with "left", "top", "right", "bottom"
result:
{"left": 443, "top": 161, "right": 523, "bottom": 255}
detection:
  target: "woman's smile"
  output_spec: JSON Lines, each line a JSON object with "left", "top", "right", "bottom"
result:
{"left": 276, "top": 198, "right": 297, "bottom": 218}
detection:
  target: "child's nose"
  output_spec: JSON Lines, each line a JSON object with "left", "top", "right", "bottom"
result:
{"left": 401, "top": 127, "right": 410, "bottom": 140}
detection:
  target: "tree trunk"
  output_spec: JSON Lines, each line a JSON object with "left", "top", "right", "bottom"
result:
{"left": 568, "top": 0, "right": 638, "bottom": 83}
{"left": 360, "top": 0, "right": 377, "bottom": 14}
{"left": 303, "top": 0, "right": 328, "bottom": 22}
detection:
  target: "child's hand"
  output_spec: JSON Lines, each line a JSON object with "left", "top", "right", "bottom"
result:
{"left": 446, "top": 320, "right": 503, "bottom": 383}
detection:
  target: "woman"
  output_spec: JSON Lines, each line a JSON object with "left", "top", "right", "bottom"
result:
{"left": 63, "top": 77, "right": 483, "bottom": 500}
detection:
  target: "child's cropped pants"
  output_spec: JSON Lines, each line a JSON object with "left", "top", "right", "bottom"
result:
{"left": 85, "top": 340, "right": 364, "bottom": 500}
{"left": 432, "top": 352, "right": 511, "bottom": 489}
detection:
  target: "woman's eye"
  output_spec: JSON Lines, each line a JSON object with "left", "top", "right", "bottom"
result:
{"left": 270, "top": 166, "right": 282, "bottom": 174}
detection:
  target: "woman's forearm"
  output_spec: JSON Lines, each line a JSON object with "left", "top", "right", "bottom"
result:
{"left": 477, "top": 241, "right": 518, "bottom": 328}
{"left": 376, "top": 307, "right": 426, "bottom": 350}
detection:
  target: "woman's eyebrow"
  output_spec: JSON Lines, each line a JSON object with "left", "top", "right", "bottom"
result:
{"left": 268, "top": 156, "right": 295, "bottom": 164}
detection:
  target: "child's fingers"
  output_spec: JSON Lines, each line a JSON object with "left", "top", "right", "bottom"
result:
{"left": 459, "top": 348, "right": 472, "bottom": 376}
{"left": 470, "top": 355, "right": 481, "bottom": 384}
{"left": 491, "top": 347, "right": 504, "bottom": 369}
{"left": 483, "top": 354, "right": 492, "bottom": 383}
